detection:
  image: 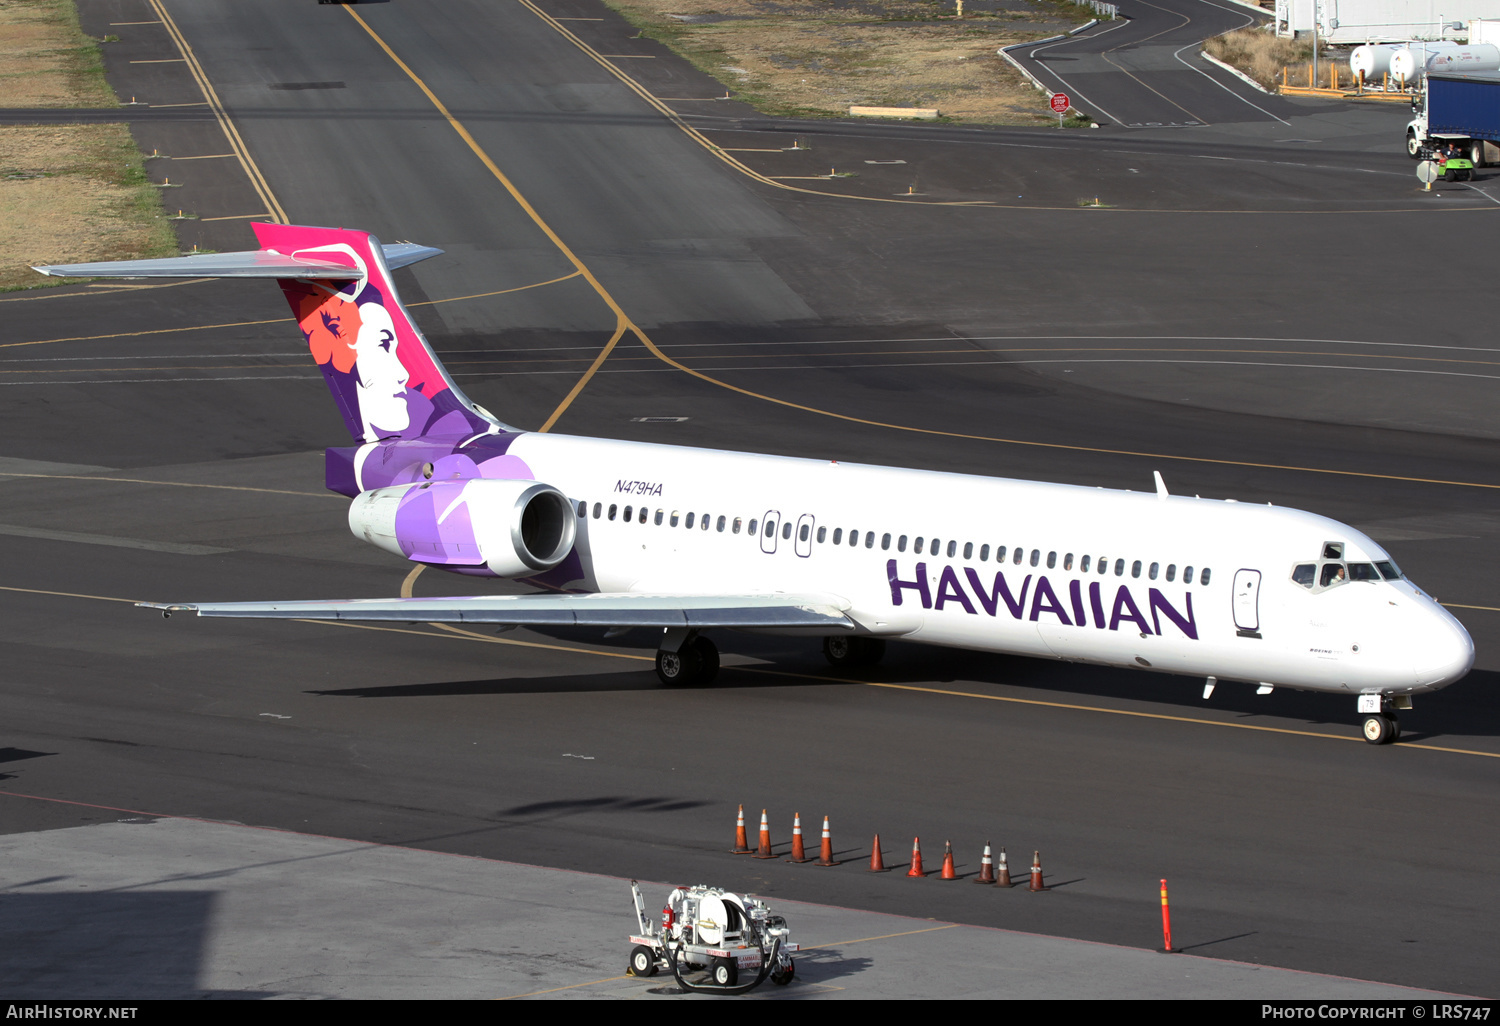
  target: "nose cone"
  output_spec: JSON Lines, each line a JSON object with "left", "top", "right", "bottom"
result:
{"left": 1414, "top": 605, "right": 1475, "bottom": 689}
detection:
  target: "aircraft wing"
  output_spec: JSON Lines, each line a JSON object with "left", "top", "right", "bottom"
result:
{"left": 138, "top": 592, "right": 855, "bottom": 630}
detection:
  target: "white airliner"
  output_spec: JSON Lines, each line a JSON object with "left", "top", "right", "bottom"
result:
{"left": 36, "top": 223, "right": 1474, "bottom": 745}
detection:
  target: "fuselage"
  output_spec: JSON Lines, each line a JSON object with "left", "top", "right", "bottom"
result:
{"left": 341, "top": 430, "right": 1475, "bottom": 699}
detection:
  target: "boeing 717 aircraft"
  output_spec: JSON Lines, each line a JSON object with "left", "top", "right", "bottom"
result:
{"left": 36, "top": 223, "right": 1474, "bottom": 745}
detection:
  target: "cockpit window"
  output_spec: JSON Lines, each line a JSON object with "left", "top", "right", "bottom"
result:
{"left": 1292, "top": 564, "right": 1315, "bottom": 588}
{"left": 1320, "top": 563, "right": 1347, "bottom": 587}
{"left": 1347, "top": 562, "right": 1380, "bottom": 582}
{"left": 1322, "top": 541, "right": 1344, "bottom": 560}
{"left": 1375, "top": 560, "right": 1403, "bottom": 581}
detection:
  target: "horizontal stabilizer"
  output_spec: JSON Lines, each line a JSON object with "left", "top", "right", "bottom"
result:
{"left": 33, "top": 242, "right": 442, "bottom": 279}
{"left": 139, "top": 592, "right": 856, "bottom": 630}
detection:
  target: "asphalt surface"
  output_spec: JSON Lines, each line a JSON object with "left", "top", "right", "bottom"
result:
{"left": 1010, "top": 0, "right": 1300, "bottom": 127}
{"left": 1, "top": 0, "right": 1498, "bottom": 999}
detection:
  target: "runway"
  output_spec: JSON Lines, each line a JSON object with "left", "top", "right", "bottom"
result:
{"left": 1, "top": 0, "right": 1498, "bottom": 998}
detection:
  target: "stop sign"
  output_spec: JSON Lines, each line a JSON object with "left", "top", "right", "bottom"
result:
{"left": 1050, "top": 93, "right": 1071, "bottom": 114}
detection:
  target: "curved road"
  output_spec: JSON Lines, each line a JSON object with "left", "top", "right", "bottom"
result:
{"left": 1012, "top": 0, "right": 1304, "bottom": 126}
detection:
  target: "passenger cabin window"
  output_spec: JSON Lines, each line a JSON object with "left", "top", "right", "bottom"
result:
{"left": 1080, "top": 555, "right": 1091, "bottom": 572}
{"left": 1064, "top": 553, "right": 1073, "bottom": 570}
{"left": 995, "top": 546, "right": 1007, "bottom": 562}
{"left": 1149, "top": 562, "right": 1159, "bottom": 580}
{"left": 608, "top": 504, "right": 618, "bottom": 521}
{"left": 1165, "top": 564, "right": 1176, "bottom": 582}
{"left": 883, "top": 533, "right": 892, "bottom": 550}
{"left": 733, "top": 518, "right": 742, "bottom": 535}
{"left": 835, "top": 529, "right": 845, "bottom": 545}
{"left": 1014, "top": 548, "right": 1024, "bottom": 566}
{"left": 1099, "top": 557, "right": 1108, "bottom": 575}
{"left": 1131, "top": 560, "right": 1142, "bottom": 578}
{"left": 1184, "top": 566, "right": 1194, "bottom": 584}
{"left": 782, "top": 522, "right": 792, "bottom": 540}
{"left": 1201, "top": 568, "right": 1212, "bottom": 585}
{"left": 1030, "top": 549, "right": 1040, "bottom": 567}
{"left": 898, "top": 535, "right": 908, "bottom": 552}
{"left": 866, "top": 533, "right": 876, "bottom": 549}
{"left": 1292, "top": 564, "right": 1316, "bottom": 588}
{"left": 670, "top": 511, "right": 680, "bottom": 527}
{"left": 593, "top": 502, "right": 602, "bottom": 519}
{"left": 685, "top": 513, "right": 695, "bottom": 529}
{"left": 623, "top": 505, "right": 632, "bottom": 522}
{"left": 851, "top": 531, "right": 861, "bottom": 547}
{"left": 1114, "top": 559, "right": 1125, "bottom": 576}
{"left": 702, "top": 514, "right": 710, "bottom": 531}
{"left": 655, "top": 510, "right": 664, "bottom": 526}
{"left": 577, "top": 500, "right": 587, "bottom": 517}
{"left": 947, "top": 541, "right": 956, "bottom": 558}
{"left": 980, "top": 544, "right": 990, "bottom": 561}
{"left": 764, "top": 521, "right": 775, "bottom": 538}
{"left": 1046, "top": 551, "right": 1057, "bottom": 569}
{"left": 800, "top": 523, "right": 811, "bottom": 542}
{"left": 748, "top": 519, "right": 758, "bottom": 535}
{"left": 817, "top": 527, "right": 827, "bottom": 543}
{"left": 963, "top": 542, "right": 973, "bottom": 560}
{"left": 717, "top": 516, "right": 726, "bottom": 532}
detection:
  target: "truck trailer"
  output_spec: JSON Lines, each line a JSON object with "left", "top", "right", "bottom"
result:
{"left": 1406, "top": 71, "right": 1500, "bottom": 164}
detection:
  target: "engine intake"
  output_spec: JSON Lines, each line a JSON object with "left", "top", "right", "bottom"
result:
{"left": 348, "top": 477, "right": 577, "bottom": 577}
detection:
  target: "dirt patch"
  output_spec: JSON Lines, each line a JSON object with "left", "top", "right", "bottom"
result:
{"left": 0, "top": 3, "right": 173, "bottom": 290}
{"left": 0, "top": 0, "right": 116, "bottom": 107}
{"left": 603, "top": 0, "right": 1092, "bottom": 124}
{"left": 0, "top": 124, "right": 175, "bottom": 290}
{"left": 1204, "top": 26, "right": 1313, "bottom": 90}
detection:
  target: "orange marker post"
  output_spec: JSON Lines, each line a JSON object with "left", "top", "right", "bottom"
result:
{"left": 1159, "top": 879, "right": 1177, "bottom": 953}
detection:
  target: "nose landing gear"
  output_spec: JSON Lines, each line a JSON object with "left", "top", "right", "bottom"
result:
{"left": 1357, "top": 694, "right": 1408, "bottom": 745}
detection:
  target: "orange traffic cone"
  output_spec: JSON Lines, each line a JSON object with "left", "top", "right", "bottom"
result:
{"left": 752, "top": 809, "right": 775, "bottom": 858}
{"left": 997, "top": 846, "right": 1013, "bottom": 887}
{"left": 940, "top": 840, "right": 958, "bottom": 880}
{"left": 816, "top": 816, "right": 836, "bottom": 867}
{"left": 868, "top": 833, "right": 888, "bottom": 872}
{"left": 1028, "top": 849, "right": 1049, "bottom": 891}
{"left": 787, "top": 812, "right": 812, "bottom": 863}
{"left": 732, "top": 805, "right": 751, "bottom": 854}
{"left": 974, "top": 842, "right": 996, "bottom": 884}
{"left": 906, "top": 837, "right": 925, "bottom": 877}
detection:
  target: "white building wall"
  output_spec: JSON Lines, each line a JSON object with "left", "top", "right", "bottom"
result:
{"left": 1275, "top": 0, "right": 1500, "bottom": 41}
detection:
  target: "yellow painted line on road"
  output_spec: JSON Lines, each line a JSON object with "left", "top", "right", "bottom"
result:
{"left": 148, "top": 0, "right": 288, "bottom": 223}
{"left": 513, "top": 0, "right": 1498, "bottom": 216}
{"left": 337, "top": 6, "right": 1500, "bottom": 491}
{"left": 170, "top": 153, "right": 235, "bottom": 159}
{"left": 0, "top": 585, "right": 141, "bottom": 604}
{"left": 497, "top": 976, "right": 630, "bottom": 1000}
{"left": 801, "top": 924, "right": 959, "bottom": 950}
{"left": 0, "top": 278, "right": 215, "bottom": 305}
{"left": 129, "top": 58, "right": 185, "bottom": 63}
{"left": 6, "top": 575, "right": 1497, "bottom": 757}
{"left": 200, "top": 213, "right": 273, "bottom": 221}
{"left": 0, "top": 472, "right": 338, "bottom": 499}
{"left": 538, "top": 317, "right": 628, "bottom": 432}
{"left": 0, "top": 272, "right": 583, "bottom": 350}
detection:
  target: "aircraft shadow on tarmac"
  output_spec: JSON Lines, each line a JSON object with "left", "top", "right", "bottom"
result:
{"left": 308, "top": 626, "right": 1500, "bottom": 744}
{"left": 0, "top": 891, "right": 273, "bottom": 1000}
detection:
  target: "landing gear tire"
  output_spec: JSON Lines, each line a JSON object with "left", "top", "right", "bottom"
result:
{"left": 629, "top": 944, "right": 658, "bottom": 977}
{"left": 655, "top": 635, "right": 719, "bottom": 687}
{"left": 823, "top": 636, "right": 886, "bottom": 668}
{"left": 770, "top": 959, "right": 795, "bottom": 986}
{"left": 1362, "top": 713, "right": 1398, "bottom": 745}
{"left": 710, "top": 956, "right": 738, "bottom": 987}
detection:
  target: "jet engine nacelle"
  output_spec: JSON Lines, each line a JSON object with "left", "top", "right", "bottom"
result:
{"left": 348, "top": 477, "right": 577, "bottom": 577}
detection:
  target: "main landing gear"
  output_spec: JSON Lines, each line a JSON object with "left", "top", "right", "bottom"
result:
{"left": 1358, "top": 694, "right": 1409, "bottom": 745}
{"left": 655, "top": 631, "right": 720, "bottom": 687}
{"left": 822, "top": 636, "right": 886, "bottom": 668}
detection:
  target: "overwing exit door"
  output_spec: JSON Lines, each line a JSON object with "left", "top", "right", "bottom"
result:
{"left": 1233, "top": 569, "right": 1262, "bottom": 637}
{"left": 760, "top": 510, "right": 780, "bottom": 554}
